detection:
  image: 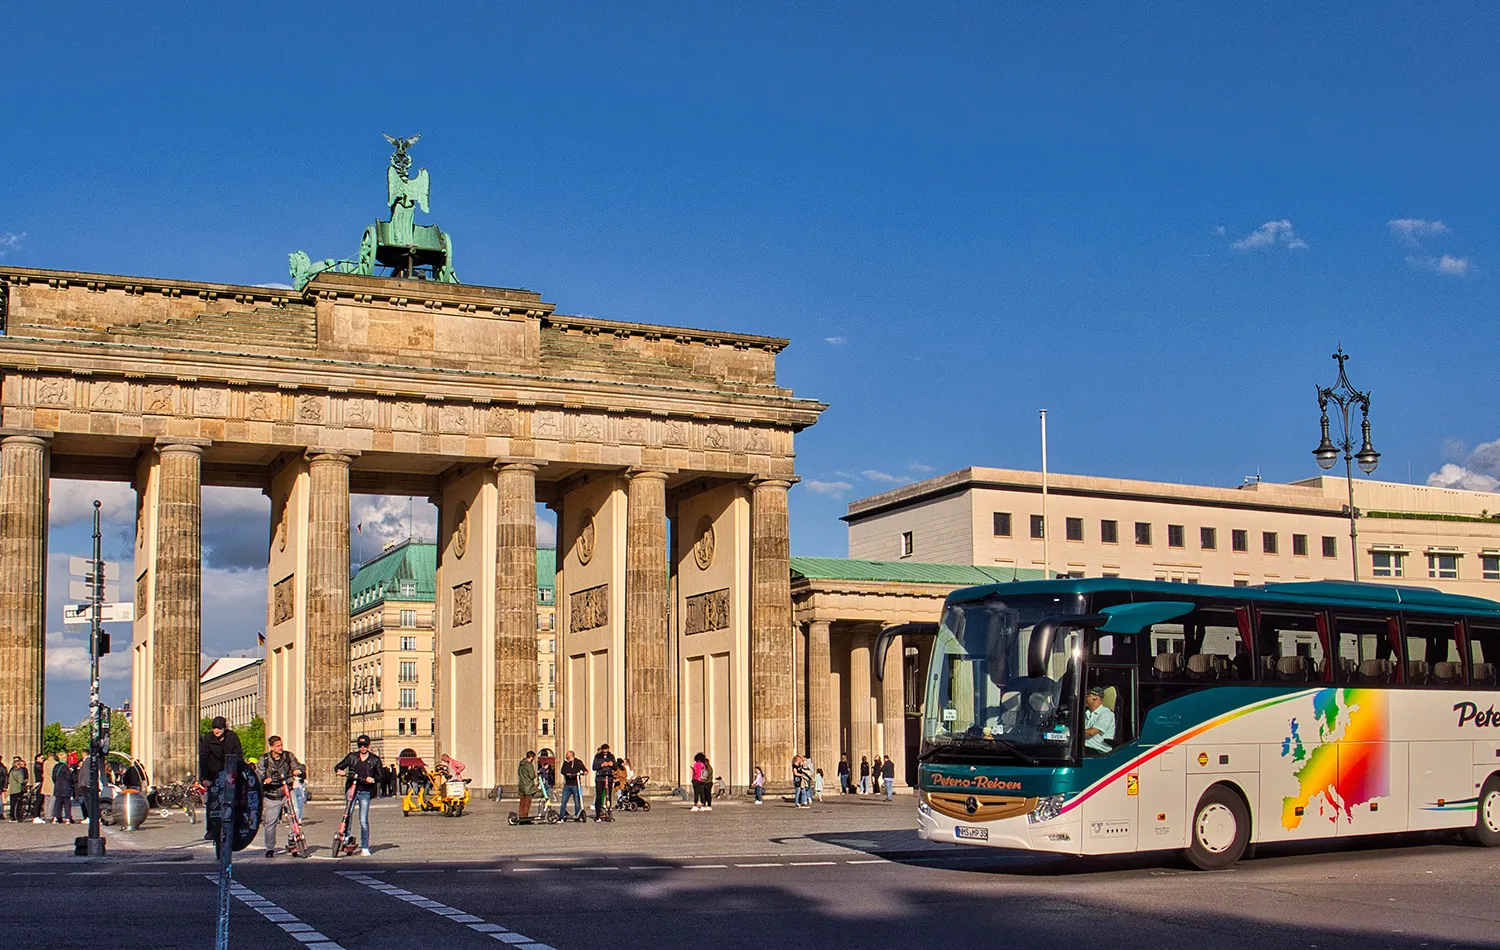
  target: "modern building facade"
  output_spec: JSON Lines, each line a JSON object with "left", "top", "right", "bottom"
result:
{"left": 348, "top": 540, "right": 558, "bottom": 760}
{"left": 199, "top": 657, "right": 263, "bottom": 730}
{"left": 846, "top": 467, "right": 1500, "bottom": 597}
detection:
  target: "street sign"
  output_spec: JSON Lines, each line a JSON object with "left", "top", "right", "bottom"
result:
{"left": 62, "top": 602, "right": 135, "bottom": 624}
{"left": 69, "top": 580, "right": 120, "bottom": 602}
{"left": 68, "top": 557, "right": 120, "bottom": 580}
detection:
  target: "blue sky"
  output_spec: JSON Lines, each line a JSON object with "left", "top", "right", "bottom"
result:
{"left": 11, "top": 4, "right": 1500, "bottom": 720}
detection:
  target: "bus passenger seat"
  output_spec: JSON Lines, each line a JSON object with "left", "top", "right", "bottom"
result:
{"left": 1275, "top": 655, "right": 1310, "bottom": 682}
{"left": 1185, "top": 654, "right": 1224, "bottom": 681}
{"left": 1406, "top": 660, "right": 1430, "bottom": 685}
{"left": 1431, "top": 661, "right": 1463, "bottom": 685}
{"left": 1474, "top": 663, "right": 1497, "bottom": 685}
{"left": 1153, "top": 653, "right": 1182, "bottom": 680}
{"left": 1357, "top": 659, "right": 1391, "bottom": 684}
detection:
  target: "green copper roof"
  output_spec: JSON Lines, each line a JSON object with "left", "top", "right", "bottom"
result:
{"left": 789, "top": 556, "right": 1051, "bottom": 586}
{"left": 350, "top": 541, "right": 557, "bottom": 612}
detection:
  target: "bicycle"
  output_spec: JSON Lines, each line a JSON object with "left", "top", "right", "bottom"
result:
{"left": 153, "top": 780, "right": 205, "bottom": 823}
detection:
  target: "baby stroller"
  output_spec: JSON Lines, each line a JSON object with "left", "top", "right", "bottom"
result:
{"left": 617, "top": 775, "right": 651, "bottom": 812}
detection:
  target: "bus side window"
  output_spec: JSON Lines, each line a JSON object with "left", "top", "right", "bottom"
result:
{"left": 1468, "top": 624, "right": 1498, "bottom": 686}
{"left": 1406, "top": 619, "right": 1462, "bottom": 686}
{"left": 1084, "top": 665, "right": 1136, "bottom": 751}
{"left": 1333, "top": 613, "right": 1395, "bottom": 684}
{"left": 1256, "top": 612, "right": 1325, "bottom": 683}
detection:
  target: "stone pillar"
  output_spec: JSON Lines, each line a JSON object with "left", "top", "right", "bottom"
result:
{"left": 625, "top": 470, "right": 670, "bottom": 783}
{"left": 0, "top": 435, "right": 47, "bottom": 759}
{"left": 881, "top": 632, "right": 906, "bottom": 788}
{"left": 849, "top": 633, "right": 873, "bottom": 772}
{"left": 154, "top": 441, "right": 203, "bottom": 783}
{"left": 807, "top": 620, "right": 834, "bottom": 779}
{"left": 495, "top": 462, "right": 539, "bottom": 773}
{"left": 749, "top": 478, "right": 793, "bottom": 783}
{"left": 795, "top": 622, "right": 807, "bottom": 752}
{"left": 305, "top": 450, "right": 352, "bottom": 796}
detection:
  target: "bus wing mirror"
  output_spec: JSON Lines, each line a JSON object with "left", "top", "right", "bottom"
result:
{"left": 1098, "top": 601, "right": 1196, "bottom": 634}
{"left": 1027, "top": 613, "right": 1107, "bottom": 678}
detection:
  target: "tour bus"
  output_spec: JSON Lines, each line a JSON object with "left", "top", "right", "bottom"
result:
{"left": 915, "top": 578, "right": 1500, "bottom": 868}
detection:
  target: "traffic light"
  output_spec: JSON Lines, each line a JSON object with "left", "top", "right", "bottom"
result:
{"left": 94, "top": 632, "right": 110, "bottom": 656}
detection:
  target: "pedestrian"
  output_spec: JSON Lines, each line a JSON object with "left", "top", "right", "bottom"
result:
{"left": 590, "top": 744, "right": 617, "bottom": 820}
{"left": 198, "top": 716, "right": 243, "bottom": 785}
{"left": 815, "top": 768, "right": 825, "bottom": 802}
{"left": 558, "top": 750, "right": 586, "bottom": 820}
{"left": 537, "top": 749, "right": 556, "bottom": 804}
{"left": 50, "top": 753, "right": 76, "bottom": 823}
{"left": 690, "top": 752, "right": 711, "bottom": 811}
{"left": 515, "top": 750, "right": 539, "bottom": 819}
{"left": 882, "top": 755, "right": 896, "bottom": 801}
{"left": 334, "top": 735, "right": 383, "bottom": 856}
{"left": 837, "top": 754, "right": 851, "bottom": 794}
{"left": 6, "top": 757, "right": 26, "bottom": 822}
{"left": 751, "top": 766, "right": 764, "bottom": 805}
{"left": 0, "top": 756, "right": 9, "bottom": 816}
{"left": 859, "top": 755, "right": 870, "bottom": 794}
{"left": 258, "top": 735, "right": 305, "bottom": 857}
{"left": 32, "top": 753, "right": 48, "bottom": 823}
{"left": 75, "top": 752, "right": 94, "bottom": 821}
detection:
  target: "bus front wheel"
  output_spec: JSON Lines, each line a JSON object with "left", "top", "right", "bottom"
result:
{"left": 1466, "top": 776, "right": 1500, "bottom": 847}
{"left": 1186, "top": 785, "right": 1249, "bottom": 870}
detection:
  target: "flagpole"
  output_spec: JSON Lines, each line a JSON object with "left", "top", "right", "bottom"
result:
{"left": 1040, "top": 409, "right": 1050, "bottom": 579}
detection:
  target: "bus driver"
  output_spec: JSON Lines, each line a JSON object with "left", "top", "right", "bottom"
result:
{"left": 1083, "top": 686, "right": 1115, "bottom": 756}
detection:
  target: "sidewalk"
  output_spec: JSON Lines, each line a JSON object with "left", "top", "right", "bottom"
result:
{"left": 0, "top": 789, "right": 945, "bottom": 867}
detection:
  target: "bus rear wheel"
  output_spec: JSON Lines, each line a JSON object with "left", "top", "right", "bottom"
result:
{"left": 1466, "top": 776, "right": 1500, "bottom": 847}
{"left": 1186, "top": 785, "right": 1249, "bottom": 870}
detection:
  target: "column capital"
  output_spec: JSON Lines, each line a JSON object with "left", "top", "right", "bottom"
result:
{"left": 155, "top": 436, "right": 211, "bottom": 455}
{"left": 0, "top": 429, "right": 51, "bottom": 447}
{"left": 306, "top": 447, "right": 358, "bottom": 465}
{"left": 751, "top": 476, "right": 798, "bottom": 491}
{"left": 493, "top": 459, "right": 540, "bottom": 476}
{"left": 626, "top": 468, "right": 671, "bottom": 482}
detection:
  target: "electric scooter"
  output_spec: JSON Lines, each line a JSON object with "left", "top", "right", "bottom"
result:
{"left": 506, "top": 787, "right": 561, "bottom": 826}
{"left": 280, "top": 779, "right": 308, "bottom": 857}
{"left": 331, "top": 784, "right": 361, "bottom": 857}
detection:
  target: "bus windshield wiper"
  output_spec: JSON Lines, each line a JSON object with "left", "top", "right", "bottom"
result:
{"left": 920, "top": 737, "right": 1038, "bottom": 767}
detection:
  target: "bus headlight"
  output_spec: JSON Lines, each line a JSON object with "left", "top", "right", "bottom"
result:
{"left": 916, "top": 793, "right": 932, "bottom": 817}
{"left": 1027, "top": 795, "right": 1065, "bottom": 824}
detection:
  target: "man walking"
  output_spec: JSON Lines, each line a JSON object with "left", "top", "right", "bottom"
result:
{"left": 558, "top": 750, "right": 586, "bottom": 820}
{"left": 6, "top": 758, "right": 26, "bottom": 822}
{"left": 258, "top": 735, "right": 305, "bottom": 857}
{"left": 591, "top": 744, "right": 616, "bottom": 821}
{"left": 49, "top": 754, "right": 75, "bottom": 824}
{"left": 837, "top": 754, "right": 851, "bottom": 794}
{"left": 198, "top": 716, "right": 243, "bottom": 785}
{"left": 882, "top": 755, "right": 896, "bottom": 801}
{"left": 334, "top": 735, "right": 383, "bottom": 857}
{"left": 516, "top": 751, "right": 539, "bottom": 819}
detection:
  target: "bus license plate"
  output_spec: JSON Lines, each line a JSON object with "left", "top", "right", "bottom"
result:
{"left": 955, "top": 826, "right": 988, "bottom": 841}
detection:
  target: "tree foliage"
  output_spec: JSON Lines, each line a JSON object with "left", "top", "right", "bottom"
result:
{"left": 41, "top": 722, "right": 68, "bottom": 755}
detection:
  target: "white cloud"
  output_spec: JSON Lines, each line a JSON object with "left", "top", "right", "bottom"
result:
{"left": 253, "top": 282, "right": 294, "bottom": 290}
{"left": 1427, "top": 439, "right": 1500, "bottom": 493}
{"left": 1213, "top": 225, "right": 1226, "bottom": 236}
{"left": 45, "top": 629, "right": 131, "bottom": 682}
{"left": 861, "top": 469, "right": 912, "bottom": 485}
{"left": 824, "top": 337, "right": 846, "bottom": 346}
{"left": 352, "top": 494, "right": 438, "bottom": 559}
{"left": 1388, "top": 218, "right": 1449, "bottom": 247}
{"left": 0, "top": 231, "right": 24, "bottom": 258}
{"left": 803, "top": 480, "right": 854, "bottom": 498}
{"left": 1230, "top": 220, "right": 1308, "bottom": 251}
{"left": 907, "top": 462, "right": 936, "bottom": 474}
{"left": 49, "top": 479, "right": 134, "bottom": 528}
{"left": 1406, "top": 254, "right": 1470, "bottom": 277}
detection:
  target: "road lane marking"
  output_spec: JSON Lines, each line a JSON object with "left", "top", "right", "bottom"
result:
{"left": 205, "top": 877, "right": 345, "bottom": 949}
{"left": 338, "top": 872, "right": 557, "bottom": 949}
{"left": 789, "top": 861, "right": 836, "bottom": 866}
{"left": 680, "top": 864, "right": 727, "bottom": 869}
{"left": 846, "top": 859, "right": 888, "bottom": 864}
{"left": 735, "top": 863, "right": 783, "bottom": 867}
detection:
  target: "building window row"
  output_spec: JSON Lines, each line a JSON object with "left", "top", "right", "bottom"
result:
{"left": 993, "top": 511, "right": 1339, "bottom": 560}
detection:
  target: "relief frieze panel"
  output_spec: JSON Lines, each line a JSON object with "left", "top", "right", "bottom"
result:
{"left": 534, "top": 410, "right": 562, "bottom": 439}
{"left": 452, "top": 581, "right": 473, "bottom": 627}
{"left": 195, "top": 386, "right": 227, "bottom": 417}
{"left": 35, "top": 377, "right": 71, "bottom": 407}
{"left": 684, "top": 588, "right": 730, "bottom": 635}
{"left": 342, "top": 396, "right": 374, "bottom": 428}
{"left": 143, "top": 384, "right": 176, "bottom": 415}
{"left": 393, "top": 401, "right": 422, "bottom": 431}
{"left": 439, "top": 404, "right": 469, "bottom": 433}
{"left": 295, "top": 393, "right": 326, "bottom": 424}
{"left": 90, "top": 380, "right": 124, "bottom": 411}
{"left": 484, "top": 406, "right": 516, "bottom": 435}
{"left": 569, "top": 583, "right": 609, "bottom": 633}
{"left": 273, "top": 574, "right": 295, "bottom": 625}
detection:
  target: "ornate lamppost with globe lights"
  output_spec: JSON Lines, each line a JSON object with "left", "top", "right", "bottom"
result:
{"left": 1313, "top": 347, "right": 1381, "bottom": 581}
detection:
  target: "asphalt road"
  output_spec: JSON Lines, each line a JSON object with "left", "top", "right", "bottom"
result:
{"left": 4, "top": 796, "right": 1499, "bottom": 948}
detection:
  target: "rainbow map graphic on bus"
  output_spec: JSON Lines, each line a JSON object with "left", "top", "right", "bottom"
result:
{"left": 1278, "top": 688, "right": 1389, "bottom": 829}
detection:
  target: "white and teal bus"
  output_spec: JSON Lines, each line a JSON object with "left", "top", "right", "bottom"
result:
{"left": 916, "top": 578, "right": 1500, "bottom": 868}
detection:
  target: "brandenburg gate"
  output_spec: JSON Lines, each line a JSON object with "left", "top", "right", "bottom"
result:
{"left": 0, "top": 139, "right": 824, "bottom": 793}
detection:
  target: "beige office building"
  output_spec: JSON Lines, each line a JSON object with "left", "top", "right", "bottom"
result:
{"left": 200, "top": 657, "right": 264, "bottom": 729}
{"left": 847, "top": 467, "right": 1500, "bottom": 598}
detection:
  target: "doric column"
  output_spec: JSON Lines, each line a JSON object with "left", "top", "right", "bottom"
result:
{"left": 849, "top": 633, "right": 873, "bottom": 769}
{"left": 154, "top": 440, "right": 204, "bottom": 783}
{"left": 750, "top": 478, "right": 794, "bottom": 781}
{"left": 305, "top": 450, "right": 352, "bottom": 795}
{"left": 625, "top": 470, "right": 670, "bottom": 783}
{"left": 495, "top": 462, "right": 539, "bottom": 773}
{"left": 881, "top": 632, "right": 906, "bottom": 787}
{"left": 807, "top": 620, "right": 835, "bottom": 777}
{"left": 795, "top": 622, "right": 807, "bottom": 752}
{"left": 0, "top": 435, "right": 48, "bottom": 759}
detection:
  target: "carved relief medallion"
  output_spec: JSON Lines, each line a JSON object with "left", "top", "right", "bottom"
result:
{"left": 569, "top": 584, "right": 609, "bottom": 632}
{"left": 664, "top": 420, "right": 688, "bottom": 446}
{"left": 273, "top": 574, "right": 295, "bottom": 625}
{"left": 274, "top": 500, "right": 289, "bottom": 553}
{"left": 36, "top": 378, "right": 69, "bottom": 407}
{"left": 685, "top": 588, "right": 730, "bottom": 635}
{"left": 394, "top": 402, "right": 421, "bottom": 430}
{"left": 295, "top": 394, "right": 324, "bottom": 424}
{"left": 440, "top": 404, "right": 468, "bottom": 433}
{"left": 91, "top": 381, "right": 123, "bottom": 410}
{"left": 247, "top": 392, "right": 275, "bottom": 421}
{"left": 452, "top": 502, "right": 469, "bottom": 560}
{"left": 144, "top": 385, "right": 175, "bottom": 414}
{"left": 135, "top": 572, "right": 148, "bottom": 612}
{"left": 344, "top": 398, "right": 373, "bottom": 426}
{"left": 452, "top": 581, "right": 473, "bottom": 627}
{"left": 704, "top": 424, "right": 730, "bottom": 449}
{"left": 693, "top": 516, "right": 716, "bottom": 571}
{"left": 576, "top": 508, "right": 596, "bottom": 566}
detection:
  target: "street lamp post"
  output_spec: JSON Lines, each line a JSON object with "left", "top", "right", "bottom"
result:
{"left": 1313, "top": 347, "right": 1381, "bottom": 581}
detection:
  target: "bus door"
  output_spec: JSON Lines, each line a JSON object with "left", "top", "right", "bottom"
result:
{"left": 1326, "top": 612, "right": 1406, "bottom": 837}
{"left": 1404, "top": 617, "right": 1468, "bottom": 831}
{"left": 1081, "top": 630, "right": 1138, "bottom": 853}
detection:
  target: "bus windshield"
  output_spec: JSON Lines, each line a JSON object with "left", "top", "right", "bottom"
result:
{"left": 921, "top": 593, "right": 1084, "bottom": 764}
